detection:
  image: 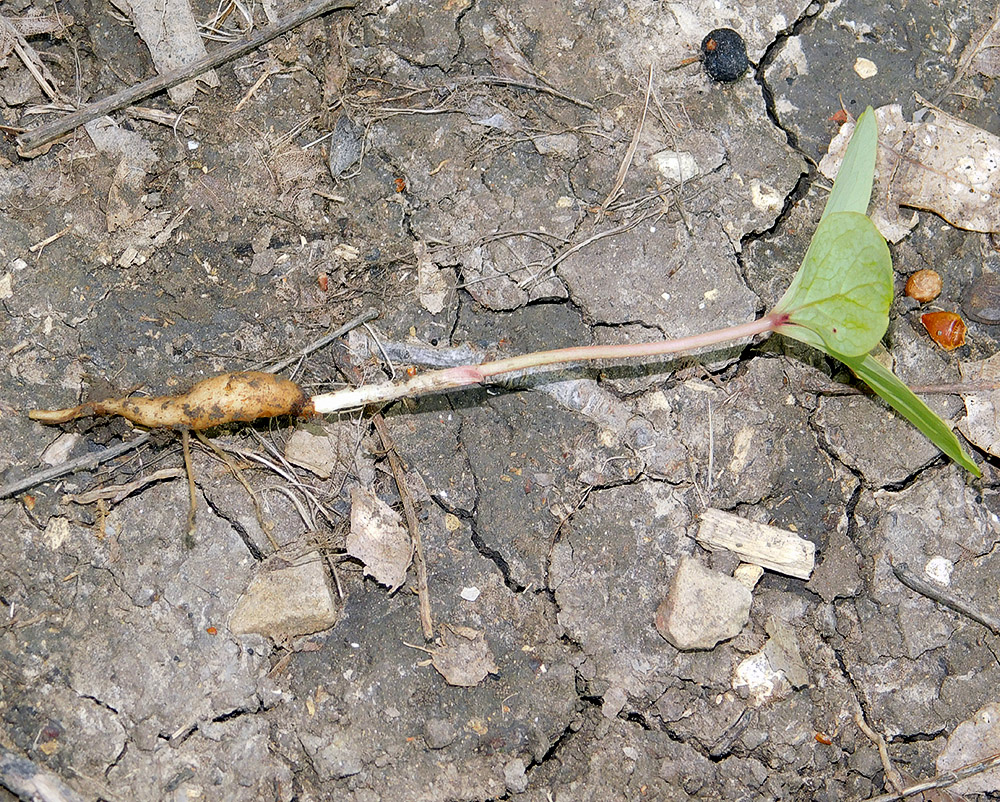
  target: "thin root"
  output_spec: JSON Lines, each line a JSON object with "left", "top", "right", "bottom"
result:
{"left": 194, "top": 430, "right": 279, "bottom": 551}
{"left": 181, "top": 429, "right": 197, "bottom": 549}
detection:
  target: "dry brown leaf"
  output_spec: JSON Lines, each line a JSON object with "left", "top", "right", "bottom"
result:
{"left": 110, "top": 0, "right": 219, "bottom": 104}
{"left": 820, "top": 104, "right": 1000, "bottom": 241}
{"left": 960, "top": 12, "right": 1000, "bottom": 78}
{"left": 957, "top": 353, "right": 1000, "bottom": 456}
{"left": 81, "top": 117, "right": 158, "bottom": 233}
{"left": 347, "top": 486, "right": 412, "bottom": 592}
{"left": 430, "top": 625, "right": 499, "bottom": 687}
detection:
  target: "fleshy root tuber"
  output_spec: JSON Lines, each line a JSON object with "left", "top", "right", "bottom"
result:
{"left": 29, "top": 371, "right": 313, "bottom": 430}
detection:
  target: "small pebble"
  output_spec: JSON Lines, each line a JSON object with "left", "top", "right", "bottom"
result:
{"left": 924, "top": 556, "right": 953, "bottom": 586}
{"left": 504, "top": 758, "right": 529, "bottom": 794}
{"left": 701, "top": 28, "right": 749, "bottom": 83}
{"left": 424, "top": 718, "right": 457, "bottom": 750}
{"left": 853, "top": 57, "right": 878, "bottom": 79}
{"left": 904, "top": 269, "right": 942, "bottom": 303}
{"left": 964, "top": 273, "right": 1000, "bottom": 324}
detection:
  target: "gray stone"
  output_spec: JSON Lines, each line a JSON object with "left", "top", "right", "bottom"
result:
{"left": 763, "top": 617, "right": 808, "bottom": 688}
{"left": 301, "top": 732, "right": 364, "bottom": 780}
{"left": 229, "top": 552, "right": 340, "bottom": 639}
{"left": 316, "top": 740, "right": 364, "bottom": 780}
{"left": 504, "top": 757, "right": 529, "bottom": 794}
{"left": 655, "top": 557, "right": 752, "bottom": 651}
{"left": 806, "top": 528, "right": 862, "bottom": 603}
{"left": 424, "top": 718, "right": 457, "bottom": 750}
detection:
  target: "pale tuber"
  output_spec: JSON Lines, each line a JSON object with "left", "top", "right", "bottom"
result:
{"left": 29, "top": 371, "right": 313, "bottom": 430}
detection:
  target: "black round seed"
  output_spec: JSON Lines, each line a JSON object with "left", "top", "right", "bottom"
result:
{"left": 701, "top": 28, "right": 749, "bottom": 83}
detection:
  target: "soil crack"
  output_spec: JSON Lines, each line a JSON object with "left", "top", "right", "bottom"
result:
{"left": 199, "top": 488, "right": 266, "bottom": 561}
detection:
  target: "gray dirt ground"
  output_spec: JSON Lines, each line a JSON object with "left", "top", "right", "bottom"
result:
{"left": 2, "top": 0, "right": 1000, "bottom": 799}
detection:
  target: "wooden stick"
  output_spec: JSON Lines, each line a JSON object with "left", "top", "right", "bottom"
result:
{"left": 892, "top": 560, "right": 1000, "bottom": 636}
{"left": 17, "top": 0, "right": 356, "bottom": 151}
{"left": 372, "top": 414, "right": 435, "bottom": 640}
{"left": 696, "top": 508, "right": 815, "bottom": 579}
{"left": 0, "top": 433, "right": 152, "bottom": 499}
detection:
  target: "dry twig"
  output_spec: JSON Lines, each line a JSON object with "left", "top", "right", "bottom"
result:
{"left": 854, "top": 711, "right": 905, "bottom": 794}
{"left": 892, "top": 560, "right": 1000, "bottom": 636}
{"left": 0, "top": 434, "right": 152, "bottom": 500}
{"left": 17, "top": 0, "right": 356, "bottom": 151}
{"left": 600, "top": 64, "right": 653, "bottom": 212}
{"left": 63, "top": 467, "right": 184, "bottom": 505}
{"left": 333, "top": 350, "right": 434, "bottom": 639}
{"left": 261, "top": 307, "right": 379, "bottom": 375}
{"left": 864, "top": 751, "right": 1000, "bottom": 802}
{"left": 371, "top": 414, "right": 434, "bottom": 640}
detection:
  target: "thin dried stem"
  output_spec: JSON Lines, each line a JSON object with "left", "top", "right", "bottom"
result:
{"left": 312, "top": 313, "right": 784, "bottom": 414}
{"left": 17, "top": 0, "right": 356, "bottom": 151}
{"left": 181, "top": 429, "right": 197, "bottom": 548}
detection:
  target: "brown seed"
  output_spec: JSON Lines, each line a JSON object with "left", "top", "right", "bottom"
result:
{"left": 921, "top": 311, "right": 966, "bottom": 351}
{"left": 904, "top": 269, "right": 942, "bottom": 303}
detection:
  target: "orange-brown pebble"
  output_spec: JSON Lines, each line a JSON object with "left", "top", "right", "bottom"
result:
{"left": 921, "top": 311, "right": 966, "bottom": 350}
{"left": 905, "top": 269, "right": 942, "bottom": 303}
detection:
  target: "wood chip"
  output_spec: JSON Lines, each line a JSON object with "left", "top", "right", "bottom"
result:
{"left": 696, "top": 508, "right": 815, "bottom": 580}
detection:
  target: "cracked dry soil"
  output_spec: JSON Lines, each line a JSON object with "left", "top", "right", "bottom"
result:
{"left": 3, "top": 0, "right": 1000, "bottom": 800}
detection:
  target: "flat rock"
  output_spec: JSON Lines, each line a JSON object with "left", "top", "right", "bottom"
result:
{"left": 806, "top": 528, "right": 863, "bottom": 603}
{"left": 813, "top": 394, "right": 943, "bottom": 486}
{"left": 655, "top": 556, "right": 752, "bottom": 651}
{"left": 936, "top": 702, "right": 1000, "bottom": 795}
{"left": 229, "top": 552, "right": 341, "bottom": 639}
{"left": 300, "top": 733, "right": 364, "bottom": 781}
{"left": 423, "top": 718, "right": 457, "bottom": 750}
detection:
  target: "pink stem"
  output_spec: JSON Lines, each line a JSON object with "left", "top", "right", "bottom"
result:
{"left": 310, "top": 312, "right": 786, "bottom": 414}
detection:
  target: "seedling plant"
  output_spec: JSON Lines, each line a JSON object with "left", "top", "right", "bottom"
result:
{"left": 31, "top": 107, "right": 979, "bottom": 475}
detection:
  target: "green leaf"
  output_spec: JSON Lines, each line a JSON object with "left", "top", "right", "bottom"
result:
{"left": 822, "top": 106, "right": 877, "bottom": 219}
{"left": 768, "top": 103, "right": 979, "bottom": 475}
{"left": 838, "top": 353, "right": 981, "bottom": 476}
{"left": 772, "top": 211, "right": 892, "bottom": 357}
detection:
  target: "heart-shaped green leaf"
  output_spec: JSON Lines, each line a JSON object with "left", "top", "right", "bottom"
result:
{"left": 772, "top": 210, "right": 892, "bottom": 357}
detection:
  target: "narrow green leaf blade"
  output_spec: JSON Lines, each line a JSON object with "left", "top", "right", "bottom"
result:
{"left": 822, "top": 106, "right": 877, "bottom": 219}
{"left": 773, "top": 211, "right": 892, "bottom": 357}
{"left": 841, "top": 353, "right": 981, "bottom": 476}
